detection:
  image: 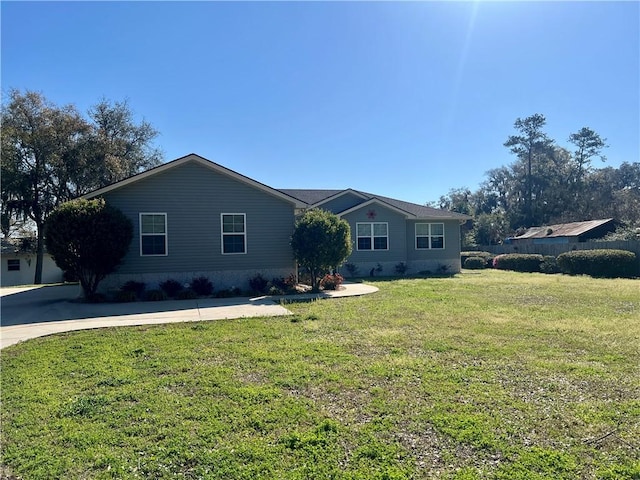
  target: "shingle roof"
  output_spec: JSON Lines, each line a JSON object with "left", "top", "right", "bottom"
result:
{"left": 279, "top": 189, "right": 471, "bottom": 221}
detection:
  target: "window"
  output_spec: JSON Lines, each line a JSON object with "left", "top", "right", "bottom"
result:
{"left": 140, "top": 213, "right": 167, "bottom": 256}
{"left": 357, "top": 222, "right": 388, "bottom": 250}
{"left": 416, "top": 223, "right": 445, "bottom": 249}
{"left": 7, "top": 259, "right": 20, "bottom": 271}
{"left": 221, "top": 213, "right": 246, "bottom": 254}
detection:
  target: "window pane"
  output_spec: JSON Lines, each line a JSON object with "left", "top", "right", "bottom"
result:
{"left": 142, "top": 214, "right": 165, "bottom": 234}
{"left": 223, "top": 234, "right": 245, "bottom": 254}
{"left": 358, "top": 237, "right": 372, "bottom": 250}
{"left": 373, "top": 223, "right": 387, "bottom": 236}
{"left": 416, "top": 237, "right": 429, "bottom": 249}
{"left": 431, "top": 236, "right": 444, "bottom": 249}
{"left": 415, "top": 223, "right": 429, "bottom": 235}
{"left": 142, "top": 235, "right": 166, "bottom": 255}
{"left": 7, "top": 259, "right": 20, "bottom": 271}
{"left": 223, "top": 215, "right": 245, "bottom": 233}
{"left": 431, "top": 223, "right": 444, "bottom": 236}
{"left": 357, "top": 224, "right": 371, "bottom": 236}
{"left": 373, "top": 237, "right": 388, "bottom": 250}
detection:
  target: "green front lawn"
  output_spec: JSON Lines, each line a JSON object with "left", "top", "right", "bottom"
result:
{"left": 2, "top": 270, "right": 639, "bottom": 479}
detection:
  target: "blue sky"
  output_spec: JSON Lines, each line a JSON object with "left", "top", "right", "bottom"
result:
{"left": 2, "top": 1, "right": 638, "bottom": 205}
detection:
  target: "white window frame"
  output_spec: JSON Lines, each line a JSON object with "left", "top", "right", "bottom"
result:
{"left": 415, "top": 223, "right": 445, "bottom": 250}
{"left": 356, "top": 222, "right": 389, "bottom": 251}
{"left": 221, "top": 213, "right": 247, "bottom": 255}
{"left": 140, "top": 213, "right": 168, "bottom": 256}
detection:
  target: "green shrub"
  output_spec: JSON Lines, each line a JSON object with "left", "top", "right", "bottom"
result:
{"left": 121, "top": 281, "right": 146, "bottom": 297}
{"left": 190, "top": 276, "right": 214, "bottom": 296}
{"left": 45, "top": 198, "right": 133, "bottom": 299}
{"left": 116, "top": 290, "right": 138, "bottom": 303}
{"left": 144, "top": 289, "right": 167, "bottom": 301}
{"left": 215, "top": 287, "right": 242, "bottom": 298}
{"left": 344, "top": 263, "right": 359, "bottom": 277}
{"left": 540, "top": 256, "right": 561, "bottom": 274}
{"left": 463, "top": 256, "right": 486, "bottom": 270}
{"left": 249, "top": 273, "right": 269, "bottom": 294}
{"left": 86, "top": 293, "right": 107, "bottom": 303}
{"left": 493, "top": 254, "right": 544, "bottom": 273}
{"left": 461, "top": 251, "right": 493, "bottom": 262}
{"left": 394, "top": 262, "right": 409, "bottom": 275}
{"left": 176, "top": 289, "right": 198, "bottom": 300}
{"left": 557, "top": 249, "right": 638, "bottom": 278}
{"left": 159, "top": 279, "right": 183, "bottom": 297}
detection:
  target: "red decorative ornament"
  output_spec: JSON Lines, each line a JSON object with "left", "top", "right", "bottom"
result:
{"left": 366, "top": 209, "right": 377, "bottom": 219}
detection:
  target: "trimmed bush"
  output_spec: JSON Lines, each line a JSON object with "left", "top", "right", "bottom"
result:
{"left": 159, "top": 279, "right": 183, "bottom": 297}
{"left": 344, "top": 263, "right": 359, "bottom": 277}
{"left": 540, "top": 256, "right": 561, "bottom": 274}
{"left": 493, "top": 254, "right": 544, "bottom": 273}
{"left": 395, "top": 262, "right": 409, "bottom": 275}
{"left": 249, "top": 274, "right": 269, "bottom": 294}
{"left": 190, "top": 276, "right": 214, "bottom": 296}
{"left": 121, "top": 280, "right": 146, "bottom": 298}
{"left": 176, "top": 289, "right": 198, "bottom": 300}
{"left": 116, "top": 290, "right": 138, "bottom": 303}
{"left": 557, "top": 249, "right": 638, "bottom": 278}
{"left": 463, "top": 256, "right": 486, "bottom": 270}
{"left": 462, "top": 251, "right": 495, "bottom": 268}
{"left": 145, "top": 289, "right": 167, "bottom": 301}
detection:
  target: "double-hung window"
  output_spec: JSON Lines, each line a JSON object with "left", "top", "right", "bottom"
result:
{"left": 221, "top": 213, "right": 246, "bottom": 254}
{"left": 416, "top": 223, "right": 445, "bottom": 249}
{"left": 140, "top": 213, "right": 167, "bottom": 256}
{"left": 357, "top": 222, "right": 388, "bottom": 250}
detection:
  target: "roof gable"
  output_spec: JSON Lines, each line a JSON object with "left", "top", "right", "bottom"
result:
{"left": 280, "top": 188, "right": 471, "bottom": 221}
{"left": 83, "top": 153, "right": 306, "bottom": 208}
{"left": 337, "top": 197, "right": 416, "bottom": 218}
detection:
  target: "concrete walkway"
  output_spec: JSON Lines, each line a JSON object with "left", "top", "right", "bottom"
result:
{"left": 0, "top": 282, "right": 378, "bottom": 349}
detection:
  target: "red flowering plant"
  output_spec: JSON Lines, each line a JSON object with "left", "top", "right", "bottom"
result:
{"left": 319, "top": 273, "right": 344, "bottom": 291}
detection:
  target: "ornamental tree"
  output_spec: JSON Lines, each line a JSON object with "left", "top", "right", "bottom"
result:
{"left": 291, "top": 209, "right": 352, "bottom": 291}
{"left": 45, "top": 198, "right": 133, "bottom": 299}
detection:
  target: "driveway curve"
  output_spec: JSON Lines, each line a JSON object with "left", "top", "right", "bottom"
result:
{"left": 0, "top": 282, "right": 378, "bottom": 349}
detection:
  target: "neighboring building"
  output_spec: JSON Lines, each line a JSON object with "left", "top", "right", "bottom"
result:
{"left": 83, "top": 154, "right": 470, "bottom": 291}
{"left": 1, "top": 239, "right": 64, "bottom": 287}
{"left": 507, "top": 218, "right": 617, "bottom": 246}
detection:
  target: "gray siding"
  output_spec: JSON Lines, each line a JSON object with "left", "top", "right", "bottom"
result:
{"left": 319, "top": 192, "right": 367, "bottom": 214}
{"left": 337, "top": 211, "right": 463, "bottom": 276}
{"left": 102, "top": 161, "right": 297, "bottom": 277}
{"left": 342, "top": 205, "right": 408, "bottom": 264}
{"left": 406, "top": 220, "right": 462, "bottom": 262}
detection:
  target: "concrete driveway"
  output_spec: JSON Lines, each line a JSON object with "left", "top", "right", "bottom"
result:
{"left": 0, "top": 284, "right": 292, "bottom": 349}
{"left": 0, "top": 282, "right": 378, "bottom": 349}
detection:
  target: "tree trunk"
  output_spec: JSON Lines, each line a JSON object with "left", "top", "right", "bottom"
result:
{"left": 33, "top": 223, "right": 45, "bottom": 284}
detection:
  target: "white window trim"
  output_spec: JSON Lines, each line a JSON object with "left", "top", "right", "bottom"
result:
{"left": 415, "top": 222, "right": 445, "bottom": 250}
{"left": 139, "top": 213, "right": 168, "bottom": 256}
{"left": 356, "top": 222, "right": 389, "bottom": 251}
{"left": 221, "top": 213, "right": 247, "bottom": 255}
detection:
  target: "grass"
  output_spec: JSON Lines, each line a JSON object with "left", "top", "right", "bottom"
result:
{"left": 1, "top": 270, "right": 639, "bottom": 479}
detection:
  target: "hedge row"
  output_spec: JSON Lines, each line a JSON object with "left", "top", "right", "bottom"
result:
{"left": 493, "top": 254, "right": 544, "bottom": 273}
{"left": 557, "top": 249, "right": 638, "bottom": 278}
{"left": 468, "top": 250, "right": 638, "bottom": 278}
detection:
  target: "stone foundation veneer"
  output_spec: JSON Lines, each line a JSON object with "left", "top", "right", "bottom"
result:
{"left": 338, "top": 259, "right": 461, "bottom": 278}
{"left": 100, "top": 268, "right": 296, "bottom": 295}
